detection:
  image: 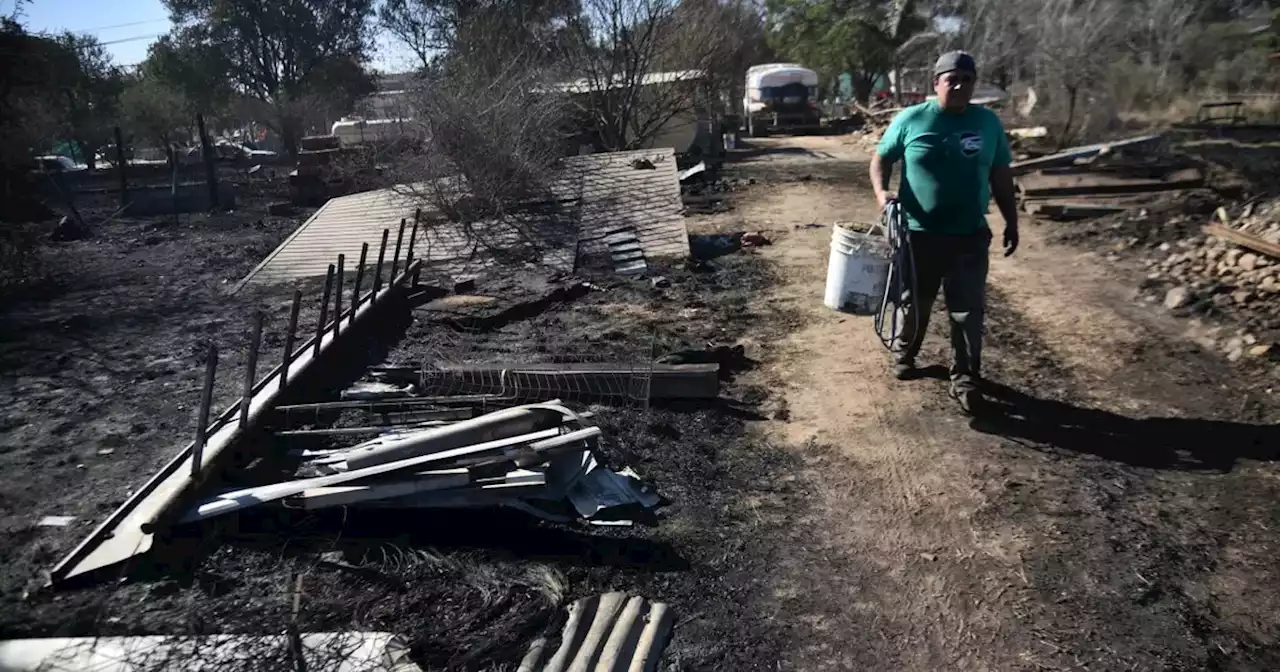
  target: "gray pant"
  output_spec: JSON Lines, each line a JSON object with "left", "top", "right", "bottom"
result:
{"left": 892, "top": 228, "right": 991, "bottom": 389}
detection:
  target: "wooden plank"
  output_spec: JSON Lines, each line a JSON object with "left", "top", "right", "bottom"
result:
{"left": 276, "top": 405, "right": 471, "bottom": 420}
{"left": 1017, "top": 168, "right": 1203, "bottom": 198}
{"left": 1023, "top": 201, "right": 1130, "bottom": 220}
{"left": 50, "top": 261, "right": 424, "bottom": 585}
{"left": 290, "top": 471, "right": 472, "bottom": 509}
{"left": 348, "top": 482, "right": 552, "bottom": 509}
{"left": 290, "top": 468, "right": 546, "bottom": 509}
{"left": 1203, "top": 224, "right": 1280, "bottom": 260}
{"left": 1009, "top": 133, "right": 1165, "bottom": 176}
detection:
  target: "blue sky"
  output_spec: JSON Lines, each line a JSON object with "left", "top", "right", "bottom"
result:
{"left": 7, "top": 0, "right": 170, "bottom": 67}
{"left": 3, "top": 0, "right": 413, "bottom": 71}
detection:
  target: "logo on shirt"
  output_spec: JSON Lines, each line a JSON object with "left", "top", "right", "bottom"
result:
{"left": 957, "top": 131, "right": 983, "bottom": 157}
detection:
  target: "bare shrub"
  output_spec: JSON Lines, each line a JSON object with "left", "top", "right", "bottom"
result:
{"left": 1029, "top": 0, "right": 1126, "bottom": 148}
{"left": 0, "top": 224, "right": 44, "bottom": 295}
{"left": 559, "top": 0, "right": 739, "bottom": 150}
{"left": 390, "top": 60, "right": 574, "bottom": 259}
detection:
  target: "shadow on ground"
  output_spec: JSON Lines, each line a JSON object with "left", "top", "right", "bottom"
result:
{"left": 970, "top": 381, "right": 1280, "bottom": 471}
{"left": 730, "top": 144, "right": 838, "bottom": 161}
{"left": 151, "top": 507, "right": 691, "bottom": 578}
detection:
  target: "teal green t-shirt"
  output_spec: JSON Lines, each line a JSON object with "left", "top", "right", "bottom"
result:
{"left": 876, "top": 101, "right": 1012, "bottom": 235}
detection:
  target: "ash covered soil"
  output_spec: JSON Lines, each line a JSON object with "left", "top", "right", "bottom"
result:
{"left": 5, "top": 129, "right": 1280, "bottom": 672}
{"left": 0, "top": 182, "right": 828, "bottom": 671}
{"left": 0, "top": 185, "right": 324, "bottom": 626}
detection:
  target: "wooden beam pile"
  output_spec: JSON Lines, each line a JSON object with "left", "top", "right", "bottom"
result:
{"left": 1204, "top": 207, "right": 1280, "bottom": 262}
{"left": 1013, "top": 133, "right": 1207, "bottom": 222}
{"left": 182, "top": 401, "right": 666, "bottom": 526}
{"left": 520, "top": 592, "right": 674, "bottom": 672}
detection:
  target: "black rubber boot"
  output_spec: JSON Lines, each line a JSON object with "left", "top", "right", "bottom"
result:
{"left": 949, "top": 381, "right": 982, "bottom": 415}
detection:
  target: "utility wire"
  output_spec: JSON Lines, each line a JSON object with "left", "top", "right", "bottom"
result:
{"left": 70, "top": 18, "right": 169, "bottom": 33}
{"left": 98, "top": 33, "right": 165, "bottom": 46}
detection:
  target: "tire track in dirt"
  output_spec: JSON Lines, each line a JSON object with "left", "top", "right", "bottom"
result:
{"left": 756, "top": 227, "right": 1041, "bottom": 670}
{"left": 703, "top": 135, "right": 1044, "bottom": 669}
{"left": 706, "top": 134, "right": 1279, "bottom": 670}
{"left": 974, "top": 225, "right": 1280, "bottom": 670}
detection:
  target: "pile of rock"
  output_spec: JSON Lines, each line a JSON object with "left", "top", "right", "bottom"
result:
{"left": 1153, "top": 228, "right": 1280, "bottom": 303}
{"left": 1141, "top": 214, "right": 1280, "bottom": 362}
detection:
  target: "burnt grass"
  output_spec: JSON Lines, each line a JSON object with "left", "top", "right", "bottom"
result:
{"left": 939, "top": 287, "right": 1280, "bottom": 670}
{"left": 5, "top": 246, "right": 823, "bottom": 671}
{"left": 1042, "top": 139, "right": 1280, "bottom": 356}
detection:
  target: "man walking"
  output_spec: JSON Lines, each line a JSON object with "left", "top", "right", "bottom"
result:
{"left": 868, "top": 51, "right": 1020, "bottom": 413}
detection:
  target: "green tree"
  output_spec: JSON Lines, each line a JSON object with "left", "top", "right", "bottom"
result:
{"left": 46, "top": 33, "right": 124, "bottom": 169}
{"left": 0, "top": 18, "right": 65, "bottom": 166}
{"left": 119, "top": 75, "right": 190, "bottom": 167}
{"left": 765, "top": 0, "right": 906, "bottom": 103}
{"left": 139, "top": 34, "right": 234, "bottom": 129}
{"left": 380, "top": 0, "right": 580, "bottom": 73}
{"left": 162, "top": 0, "right": 378, "bottom": 155}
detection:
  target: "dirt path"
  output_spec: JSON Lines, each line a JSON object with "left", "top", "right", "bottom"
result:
{"left": 690, "top": 134, "right": 1280, "bottom": 670}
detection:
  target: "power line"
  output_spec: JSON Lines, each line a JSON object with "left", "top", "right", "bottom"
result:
{"left": 71, "top": 18, "right": 169, "bottom": 34}
{"left": 29, "top": 20, "right": 170, "bottom": 40}
{"left": 98, "top": 33, "right": 165, "bottom": 46}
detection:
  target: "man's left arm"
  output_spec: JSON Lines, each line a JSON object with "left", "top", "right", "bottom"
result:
{"left": 989, "top": 123, "right": 1018, "bottom": 257}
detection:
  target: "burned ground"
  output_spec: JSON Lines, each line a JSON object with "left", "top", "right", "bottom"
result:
{"left": 0, "top": 189, "right": 829, "bottom": 671}
{"left": 678, "top": 133, "right": 1280, "bottom": 670}
{"left": 0, "top": 184, "right": 312, "bottom": 613}
{"left": 4, "top": 130, "right": 1280, "bottom": 672}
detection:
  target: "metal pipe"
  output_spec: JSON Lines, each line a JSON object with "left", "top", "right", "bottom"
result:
{"left": 333, "top": 254, "right": 345, "bottom": 339}
{"left": 406, "top": 209, "right": 420, "bottom": 265}
{"left": 53, "top": 260, "right": 428, "bottom": 583}
{"left": 390, "top": 218, "right": 406, "bottom": 280}
{"left": 239, "top": 311, "right": 264, "bottom": 427}
{"left": 373, "top": 229, "right": 389, "bottom": 292}
{"left": 314, "top": 264, "right": 335, "bottom": 356}
{"left": 351, "top": 242, "right": 368, "bottom": 314}
{"left": 192, "top": 343, "right": 218, "bottom": 477}
{"left": 280, "top": 290, "right": 301, "bottom": 391}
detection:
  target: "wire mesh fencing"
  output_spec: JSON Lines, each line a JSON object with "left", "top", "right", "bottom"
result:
{"left": 411, "top": 327, "right": 656, "bottom": 411}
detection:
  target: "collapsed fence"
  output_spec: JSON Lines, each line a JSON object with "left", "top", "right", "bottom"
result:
{"left": 50, "top": 219, "right": 426, "bottom": 585}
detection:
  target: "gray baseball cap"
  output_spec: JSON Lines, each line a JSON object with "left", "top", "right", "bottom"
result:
{"left": 934, "top": 51, "right": 977, "bottom": 78}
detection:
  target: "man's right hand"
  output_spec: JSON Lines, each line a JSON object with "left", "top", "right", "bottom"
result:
{"left": 877, "top": 192, "right": 898, "bottom": 209}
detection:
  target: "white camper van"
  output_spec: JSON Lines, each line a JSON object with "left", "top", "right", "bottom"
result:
{"left": 742, "top": 63, "right": 822, "bottom": 136}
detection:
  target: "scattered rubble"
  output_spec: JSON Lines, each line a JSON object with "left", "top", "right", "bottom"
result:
{"left": 0, "top": 632, "right": 419, "bottom": 671}
{"left": 1022, "top": 130, "right": 1280, "bottom": 367}
{"left": 186, "top": 401, "right": 667, "bottom": 527}
{"left": 1013, "top": 134, "right": 1207, "bottom": 222}
{"left": 680, "top": 172, "right": 752, "bottom": 214}
{"left": 1059, "top": 197, "right": 1280, "bottom": 363}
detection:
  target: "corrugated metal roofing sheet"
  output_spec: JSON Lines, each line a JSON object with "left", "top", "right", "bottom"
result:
{"left": 237, "top": 148, "right": 688, "bottom": 290}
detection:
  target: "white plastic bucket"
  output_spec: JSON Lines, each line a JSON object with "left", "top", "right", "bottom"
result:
{"left": 823, "top": 223, "right": 890, "bottom": 315}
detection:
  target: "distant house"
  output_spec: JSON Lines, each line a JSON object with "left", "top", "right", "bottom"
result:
{"left": 355, "top": 72, "right": 418, "bottom": 121}
{"left": 552, "top": 70, "right": 722, "bottom": 161}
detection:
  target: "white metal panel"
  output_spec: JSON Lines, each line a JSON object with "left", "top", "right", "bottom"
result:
{"left": 238, "top": 148, "right": 689, "bottom": 288}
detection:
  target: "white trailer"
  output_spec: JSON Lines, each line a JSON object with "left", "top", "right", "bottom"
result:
{"left": 330, "top": 117, "right": 414, "bottom": 147}
{"left": 742, "top": 63, "right": 822, "bottom": 136}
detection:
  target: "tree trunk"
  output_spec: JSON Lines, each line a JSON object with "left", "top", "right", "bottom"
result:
{"left": 163, "top": 136, "right": 176, "bottom": 171}
{"left": 279, "top": 112, "right": 302, "bottom": 158}
{"left": 1057, "top": 85, "right": 1079, "bottom": 152}
{"left": 853, "top": 74, "right": 875, "bottom": 106}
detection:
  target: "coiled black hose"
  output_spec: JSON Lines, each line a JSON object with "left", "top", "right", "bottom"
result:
{"left": 874, "top": 200, "right": 920, "bottom": 351}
